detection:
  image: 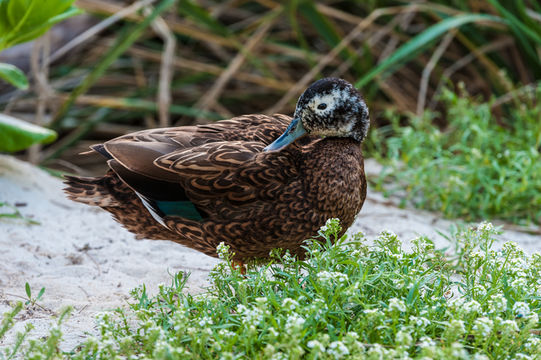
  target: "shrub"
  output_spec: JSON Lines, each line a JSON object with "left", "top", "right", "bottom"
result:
{"left": 371, "top": 85, "right": 541, "bottom": 225}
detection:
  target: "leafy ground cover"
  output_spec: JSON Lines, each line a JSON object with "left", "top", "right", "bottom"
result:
{"left": 2, "top": 220, "right": 540, "bottom": 359}
{"left": 369, "top": 85, "right": 541, "bottom": 225}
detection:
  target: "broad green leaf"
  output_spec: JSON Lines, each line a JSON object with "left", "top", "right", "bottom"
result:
{"left": 0, "top": 0, "right": 81, "bottom": 50}
{"left": 0, "top": 62, "right": 28, "bottom": 89}
{"left": 0, "top": 113, "right": 57, "bottom": 153}
{"left": 355, "top": 14, "right": 504, "bottom": 88}
{"left": 6, "top": 6, "right": 82, "bottom": 48}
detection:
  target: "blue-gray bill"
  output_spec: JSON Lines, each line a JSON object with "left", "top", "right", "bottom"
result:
{"left": 264, "top": 117, "right": 307, "bottom": 152}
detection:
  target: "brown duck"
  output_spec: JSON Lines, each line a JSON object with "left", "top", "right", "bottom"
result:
{"left": 64, "top": 78, "right": 370, "bottom": 261}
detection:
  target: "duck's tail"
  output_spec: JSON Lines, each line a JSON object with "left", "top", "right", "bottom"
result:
{"left": 63, "top": 172, "right": 123, "bottom": 207}
{"left": 64, "top": 172, "right": 182, "bottom": 241}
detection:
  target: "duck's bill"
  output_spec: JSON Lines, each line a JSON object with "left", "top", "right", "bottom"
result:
{"left": 264, "top": 117, "right": 307, "bottom": 152}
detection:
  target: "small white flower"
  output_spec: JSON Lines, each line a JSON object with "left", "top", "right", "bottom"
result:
{"left": 412, "top": 236, "right": 434, "bottom": 252}
{"left": 410, "top": 316, "right": 430, "bottom": 327}
{"left": 395, "top": 329, "right": 413, "bottom": 347}
{"left": 327, "top": 341, "right": 349, "bottom": 359}
{"left": 218, "top": 329, "right": 235, "bottom": 338}
{"left": 470, "top": 251, "right": 486, "bottom": 263}
{"left": 307, "top": 340, "right": 325, "bottom": 352}
{"left": 500, "top": 319, "right": 519, "bottom": 334}
{"left": 282, "top": 298, "right": 299, "bottom": 311}
{"left": 388, "top": 298, "right": 406, "bottom": 313}
{"left": 502, "top": 241, "right": 524, "bottom": 257}
{"left": 419, "top": 336, "right": 436, "bottom": 348}
{"left": 513, "top": 302, "right": 531, "bottom": 317}
{"left": 317, "top": 271, "right": 349, "bottom": 285}
{"left": 524, "top": 335, "right": 541, "bottom": 352}
{"left": 477, "top": 222, "right": 494, "bottom": 233}
{"left": 216, "top": 242, "right": 230, "bottom": 259}
{"left": 511, "top": 277, "right": 528, "bottom": 288}
{"left": 285, "top": 314, "right": 305, "bottom": 333}
{"left": 367, "top": 343, "right": 386, "bottom": 357}
{"left": 255, "top": 297, "right": 267, "bottom": 306}
{"left": 488, "top": 294, "right": 507, "bottom": 313}
{"left": 268, "top": 327, "right": 278, "bottom": 338}
{"left": 462, "top": 300, "right": 482, "bottom": 314}
{"left": 473, "top": 317, "right": 493, "bottom": 337}
{"left": 450, "top": 342, "right": 468, "bottom": 358}
{"left": 445, "top": 319, "right": 466, "bottom": 337}
{"left": 197, "top": 317, "right": 212, "bottom": 327}
{"left": 525, "top": 311, "right": 539, "bottom": 325}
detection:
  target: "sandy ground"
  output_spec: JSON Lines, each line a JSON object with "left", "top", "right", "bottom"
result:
{"left": 1, "top": 155, "right": 540, "bottom": 350}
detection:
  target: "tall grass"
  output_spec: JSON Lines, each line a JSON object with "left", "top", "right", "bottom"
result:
{"left": 1, "top": 0, "right": 540, "bottom": 167}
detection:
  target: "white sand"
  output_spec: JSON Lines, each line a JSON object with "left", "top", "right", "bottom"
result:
{"left": 1, "top": 155, "right": 539, "bottom": 350}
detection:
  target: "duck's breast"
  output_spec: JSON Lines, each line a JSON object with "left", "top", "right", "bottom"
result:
{"left": 301, "top": 138, "right": 366, "bottom": 226}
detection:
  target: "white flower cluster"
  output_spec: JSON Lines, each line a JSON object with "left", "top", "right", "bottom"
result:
{"left": 216, "top": 242, "right": 230, "bottom": 259}
{"left": 462, "top": 300, "right": 482, "bottom": 314}
{"left": 284, "top": 314, "right": 305, "bottom": 333}
{"left": 513, "top": 301, "right": 531, "bottom": 317}
{"left": 317, "top": 271, "right": 349, "bottom": 286}
{"left": 473, "top": 317, "right": 493, "bottom": 337}
{"left": 282, "top": 298, "right": 299, "bottom": 311}
{"left": 488, "top": 293, "right": 507, "bottom": 313}
{"left": 388, "top": 298, "right": 407, "bottom": 313}
{"left": 236, "top": 304, "right": 265, "bottom": 328}
{"left": 327, "top": 341, "right": 350, "bottom": 359}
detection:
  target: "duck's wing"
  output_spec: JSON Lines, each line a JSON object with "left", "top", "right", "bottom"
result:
{"left": 96, "top": 118, "right": 298, "bottom": 225}
{"left": 154, "top": 140, "right": 298, "bottom": 214}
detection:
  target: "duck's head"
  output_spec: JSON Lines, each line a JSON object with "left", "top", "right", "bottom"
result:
{"left": 264, "top": 78, "right": 370, "bottom": 152}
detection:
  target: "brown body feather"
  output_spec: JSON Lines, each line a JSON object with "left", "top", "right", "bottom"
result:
{"left": 64, "top": 113, "right": 366, "bottom": 260}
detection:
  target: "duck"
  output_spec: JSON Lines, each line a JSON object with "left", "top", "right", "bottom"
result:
{"left": 64, "top": 77, "right": 370, "bottom": 261}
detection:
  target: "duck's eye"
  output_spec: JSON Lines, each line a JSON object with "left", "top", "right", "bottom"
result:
{"left": 317, "top": 103, "right": 327, "bottom": 110}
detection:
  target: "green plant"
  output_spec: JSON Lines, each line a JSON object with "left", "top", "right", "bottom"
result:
{"left": 371, "top": 84, "right": 541, "bottom": 225}
{"left": 0, "top": 0, "right": 537, "bottom": 165}
{"left": 0, "top": 0, "right": 80, "bottom": 153}
{"left": 24, "top": 282, "right": 45, "bottom": 306}
{"left": 0, "top": 114, "right": 57, "bottom": 153}
{"left": 0, "top": 0, "right": 81, "bottom": 89}
{"left": 4, "top": 220, "right": 538, "bottom": 359}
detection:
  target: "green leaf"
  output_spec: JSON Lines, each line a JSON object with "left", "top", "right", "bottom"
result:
{"left": 0, "top": 113, "right": 57, "bottom": 153}
{"left": 0, "top": 62, "right": 28, "bottom": 89}
{"left": 0, "top": 0, "right": 81, "bottom": 50}
{"left": 355, "top": 14, "right": 504, "bottom": 88}
{"left": 36, "top": 287, "right": 45, "bottom": 301}
{"left": 25, "top": 282, "right": 31, "bottom": 299}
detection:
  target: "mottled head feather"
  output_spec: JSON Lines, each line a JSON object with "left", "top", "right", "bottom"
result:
{"left": 294, "top": 78, "right": 370, "bottom": 142}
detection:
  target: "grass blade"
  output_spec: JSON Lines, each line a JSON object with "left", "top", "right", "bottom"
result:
{"left": 298, "top": 1, "right": 363, "bottom": 75}
{"left": 49, "top": 0, "right": 176, "bottom": 129}
{"left": 355, "top": 13, "right": 504, "bottom": 88}
{"left": 178, "top": 0, "right": 230, "bottom": 36}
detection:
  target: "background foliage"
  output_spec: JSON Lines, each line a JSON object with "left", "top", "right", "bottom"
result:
{"left": 0, "top": 0, "right": 540, "bottom": 220}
